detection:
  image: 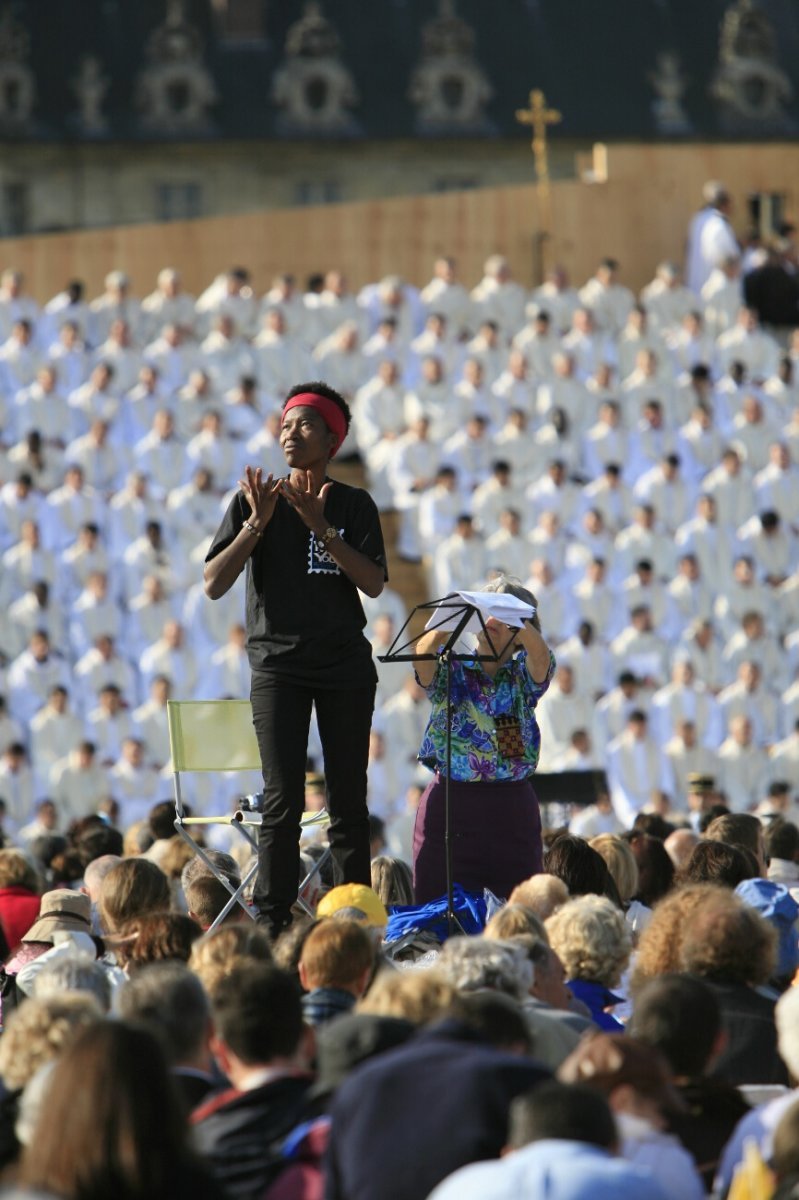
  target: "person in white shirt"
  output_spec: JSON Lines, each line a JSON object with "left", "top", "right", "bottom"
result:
{"left": 606, "top": 710, "right": 673, "bottom": 827}
{"left": 14, "top": 364, "right": 74, "bottom": 449}
{"left": 511, "top": 310, "right": 560, "bottom": 381}
{"left": 668, "top": 551, "right": 715, "bottom": 629}
{"left": 7, "top": 630, "right": 71, "bottom": 725}
{"left": 0, "top": 519, "right": 56, "bottom": 610}
{"left": 132, "top": 674, "right": 172, "bottom": 770}
{"left": 418, "top": 256, "right": 472, "bottom": 337}
{"left": 716, "top": 307, "right": 781, "bottom": 382}
{"left": 139, "top": 619, "right": 198, "bottom": 700}
{"left": 417, "top": 465, "right": 465, "bottom": 550}
{"left": 651, "top": 660, "right": 722, "bottom": 750}
{"left": 88, "top": 269, "right": 142, "bottom": 347}
{"left": 491, "top": 350, "right": 537, "bottom": 419}
{"left": 50, "top": 741, "right": 109, "bottom": 826}
{"left": 567, "top": 557, "right": 620, "bottom": 644}
{"left": 664, "top": 720, "right": 718, "bottom": 810}
{"left": 580, "top": 464, "right": 633, "bottom": 535}
{"left": 754, "top": 441, "right": 799, "bottom": 530}
{"left": 418, "top": 256, "right": 472, "bottom": 336}
{"left": 0, "top": 319, "right": 42, "bottom": 395}
{"left": 197, "top": 622, "right": 251, "bottom": 701}
{"left": 74, "top": 634, "right": 138, "bottom": 717}
{"left": 47, "top": 319, "right": 90, "bottom": 395}
{"left": 199, "top": 314, "right": 255, "bottom": 395}
{"left": 463, "top": 320, "right": 505, "bottom": 388}
{"left": 702, "top": 446, "right": 755, "bottom": 531}
{"left": 429, "top": 514, "right": 486, "bottom": 598}
{"left": 0, "top": 269, "right": 40, "bottom": 344}
{"left": 718, "top": 659, "right": 779, "bottom": 749}
{"left": 701, "top": 256, "right": 743, "bottom": 339}
{"left": 69, "top": 570, "right": 123, "bottom": 661}
{"left": 609, "top": 605, "right": 670, "bottom": 695}
{"left": 581, "top": 402, "right": 628, "bottom": 481}
{"left": 405, "top": 311, "right": 461, "bottom": 388}
{"left": 194, "top": 267, "right": 258, "bottom": 340}
{"left": 469, "top": 254, "right": 527, "bottom": 339}
{"left": 29, "top": 684, "right": 86, "bottom": 789}
{"left": 530, "top": 264, "right": 581, "bottom": 335}
{"left": 86, "top": 683, "right": 136, "bottom": 767}
{"left": 404, "top": 355, "right": 461, "bottom": 442}
{"left": 67, "top": 361, "right": 121, "bottom": 436}
{"left": 714, "top": 553, "right": 775, "bottom": 640}
{"left": 92, "top": 318, "right": 142, "bottom": 394}
{"left": 310, "top": 270, "right": 362, "bottom": 342}
{"left": 737, "top": 508, "right": 797, "bottom": 586}
{"left": 717, "top": 715, "right": 770, "bottom": 812}
{"left": 686, "top": 181, "right": 738, "bottom": 295}
{"left": 484, "top": 508, "right": 531, "bottom": 580}
{"left": 351, "top": 362, "right": 409, "bottom": 508}
{"left": 674, "top": 493, "right": 733, "bottom": 586}
{"left": 632, "top": 453, "right": 695, "bottom": 536}
{"left": 536, "top": 663, "right": 595, "bottom": 771}
{"left": 578, "top": 257, "right": 635, "bottom": 337}
{"left": 613, "top": 504, "right": 676, "bottom": 583}
{"left": 616, "top": 305, "right": 665, "bottom": 383}
{"left": 386, "top": 416, "right": 440, "bottom": 560}
{"left": 593, "top": 671, "right": 648, "bottom": 751}
{"left": 560, "top": 307, "right": 615, "bottom": 381}
{"left": 722, "top": 609, "right": 787, "bottom": 694}
{"left": 666, "top": 311, "right": 716, "bottom": 379}
{"left": 108, "top": 737, "right": 162, "bottom": 831}
{"left": 311, "top": 321, "right": 365, "bottom": 400}
{"left": 556, "top": 620, "right": 613, "bottom": 700}
{"left": 143, "top": 322, "right": 199, "bottom": 397}
{"left": 536, "top": 352, "right": 591, "bottom": 437}
{"left": 140, "top": 266, "right": 197, "bottom": 341}
{"left": 441, "top": 414, "right": 494, "bottom": 492}
{"left": 640, "top": 261, "right": 695, "bottom": 335}
{"left": 469, "top": 461, "right": 523, "bottom": 535}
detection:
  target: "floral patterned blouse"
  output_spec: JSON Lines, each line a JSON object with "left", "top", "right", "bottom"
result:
{"left": 417, "top": 648, "right": 556, "bottom": 782}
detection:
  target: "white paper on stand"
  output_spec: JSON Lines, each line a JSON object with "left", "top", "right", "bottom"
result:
{"left": 423, "top": 590, "right": 536, "bottom": 634}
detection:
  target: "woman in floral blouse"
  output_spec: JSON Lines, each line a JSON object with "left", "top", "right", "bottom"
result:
{"left": 412, "top": 575, "right": 555, "bottom": 904}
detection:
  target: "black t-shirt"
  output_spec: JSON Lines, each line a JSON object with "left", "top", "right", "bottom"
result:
{"left": 205, "top": 479, "right": 388, "bottom": 687}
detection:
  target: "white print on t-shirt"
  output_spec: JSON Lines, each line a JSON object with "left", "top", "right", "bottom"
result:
{"left": 308, "top": 529, "right": 343, "bottom": 575}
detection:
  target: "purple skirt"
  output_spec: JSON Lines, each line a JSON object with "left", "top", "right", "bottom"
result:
{"left": 412, "top": 772, "right": 543, "bottom": 905}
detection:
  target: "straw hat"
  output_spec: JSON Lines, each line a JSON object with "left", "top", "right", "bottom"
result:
{"left": 22, "top": 890, "right": 92, "bottom": 944}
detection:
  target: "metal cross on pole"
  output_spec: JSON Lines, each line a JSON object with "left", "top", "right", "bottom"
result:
{"left": 515, "top": 88, "right": 562, "bottom": 283}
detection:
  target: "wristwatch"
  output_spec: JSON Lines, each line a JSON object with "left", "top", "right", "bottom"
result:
{"left": 318, "top": 526, "right": 339, "bottom": 548}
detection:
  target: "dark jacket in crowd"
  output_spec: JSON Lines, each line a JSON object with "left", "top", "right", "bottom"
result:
{"left": 705, "top": 980, "right": 789, "bottom": 1087}
{"left": 667, "top": 1077, "right": 751, "bottom": 1191}
{"left": 192, "top": 1073, "right": 316, "bottom": 1200}
{"left": 324, "top": 1019, "right": 550, "bottom": 1200}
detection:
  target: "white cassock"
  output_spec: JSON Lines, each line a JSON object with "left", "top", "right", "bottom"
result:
{"left": 606, "top": 730, "right": 673, "bottom": 826}
{"left": 717, "top": 738, "right": 770, "bottom": 812}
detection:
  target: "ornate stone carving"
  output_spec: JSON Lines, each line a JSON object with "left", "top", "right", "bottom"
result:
{"left": 135, "top": 0, "right": 218, "bottom": 135}
{"left": 710, "top": 0, "right": 793, "bottom": 132}
{"left": 73, "top": 55, "right": 109, "bottom": 136}
{"left": 271, "top": 2, "right": 360, "bottom": 136}
{"left": 649, "top": 51, "right": 692, "bottom": 135}
{"left": 409, "top": 0, "right": 493, "bottom": 135}
{"left": 0, "top": 11, "right": 35, "bottom": 133}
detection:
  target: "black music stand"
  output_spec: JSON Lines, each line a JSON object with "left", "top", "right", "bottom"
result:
{"left": 378, "top": 596, "right": 517, "bottom": 936}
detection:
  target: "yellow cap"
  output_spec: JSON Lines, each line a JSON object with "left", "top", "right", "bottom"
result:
{"left": 316, "top": 883, "right": 388, "bottom": 928}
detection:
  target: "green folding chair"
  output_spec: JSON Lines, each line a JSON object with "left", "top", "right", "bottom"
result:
{"left": 168, "top": 699, "right": 330, "bottom": 927}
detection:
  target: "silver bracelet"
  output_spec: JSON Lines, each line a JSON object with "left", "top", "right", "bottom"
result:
{"left": 243, "top": 520, "right": 262, "bottom": 538}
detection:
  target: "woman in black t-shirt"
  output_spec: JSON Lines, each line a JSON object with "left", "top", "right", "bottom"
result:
{"left": 205, "top": 381, "right": 388, "bottom": 938}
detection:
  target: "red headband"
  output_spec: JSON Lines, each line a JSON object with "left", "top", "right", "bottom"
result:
{"left": 282, "top": 393, "right": 347, "bottom": 457}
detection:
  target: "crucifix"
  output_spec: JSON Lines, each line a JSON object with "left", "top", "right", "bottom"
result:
{"left": 516, "top": 88, "right": 562, "bottom": 282}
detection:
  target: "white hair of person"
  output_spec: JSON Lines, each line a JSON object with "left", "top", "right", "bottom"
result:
{"left": 436, "top": 937, "right": 533, "bottom": 1000}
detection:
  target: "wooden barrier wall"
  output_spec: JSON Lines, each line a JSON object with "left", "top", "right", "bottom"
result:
{"left": 2, "top": 142, "right": 798, "bottom": 302}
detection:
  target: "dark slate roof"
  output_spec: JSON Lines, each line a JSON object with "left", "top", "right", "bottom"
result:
{"left": 12, "top": 0, "right": 799, "bottom": 141}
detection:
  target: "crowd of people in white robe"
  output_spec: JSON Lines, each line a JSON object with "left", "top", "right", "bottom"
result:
{"left": 0, "top": 191, "right": 798, "bottom": 848}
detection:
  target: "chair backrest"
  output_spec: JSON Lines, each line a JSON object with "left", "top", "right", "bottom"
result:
{"left": 167, "top": 700, "right": 261, "bottom": 772}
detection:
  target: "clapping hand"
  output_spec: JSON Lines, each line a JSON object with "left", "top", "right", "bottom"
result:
{"left": 279, "top": 471, "right": 332, "bottom": 532}
{"left": 239, "top": 465, "right": 281, "bottom": 528}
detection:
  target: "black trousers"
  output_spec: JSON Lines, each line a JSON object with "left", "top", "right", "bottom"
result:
{"left": 250, "top": 670, "right": 375, "bottom": 934}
